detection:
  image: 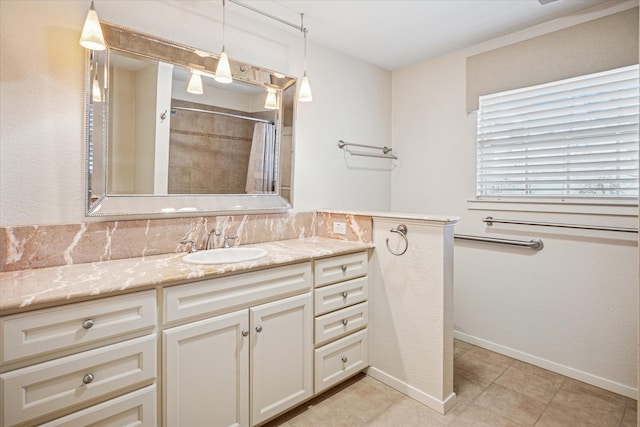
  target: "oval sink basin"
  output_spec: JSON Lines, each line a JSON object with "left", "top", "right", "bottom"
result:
{"left": 182, "top": 247, "right": 268, "bottom": 265}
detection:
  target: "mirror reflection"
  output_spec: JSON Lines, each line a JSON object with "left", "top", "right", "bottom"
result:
{"left": 86, "top": 22, "right": 296, "bottom": 217}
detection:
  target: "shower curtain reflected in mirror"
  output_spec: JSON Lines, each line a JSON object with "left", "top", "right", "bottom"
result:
{"left": 246, "top": 122, "right": 276, "bottom": 194}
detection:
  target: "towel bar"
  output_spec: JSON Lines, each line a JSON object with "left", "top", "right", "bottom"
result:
{"left": 454, "top": 234, "right": 543, "bottom": 250}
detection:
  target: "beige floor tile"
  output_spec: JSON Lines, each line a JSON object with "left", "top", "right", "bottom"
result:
{"left": 289, "top": 409, "right": 364, "bottom": 427}
{"left": 360, "top": 375, "right": 405, "bottom": 403}
{"left": 454, "top": 366, "right": 492, "bottom": 400}
{"left": 495, "top": 361, "right": 565, "bottom": 404}
{"left": 449, "top": 403, "right": 526, "bottom": 427}
{"left": 454, "top": 340, "right": 474, "bottom": 360}
{"left": 311, "top": 375, "right": 397, "bottom": 423}
{"left": 474, "top": 383, "right": 547, "bottom": 426}
{"left": 534, "top": 405, "right": 602, "bottom": 427}
{"left": 560, "top": 378, "right": 628, "bottom": 407}
{"left": 621, "top": 401, "right": 638, "bottom": 427}
{"left": 545, "top": 384, "right": 626, "bottom": 427}
{"left": 454, "top": 346, "right": 515, "bottom": 383}
{"left": 265, "top": 343, "right": 633, "bottom": 427}
{"left": 364, "top": 396, "right": 449, "bottom": 427}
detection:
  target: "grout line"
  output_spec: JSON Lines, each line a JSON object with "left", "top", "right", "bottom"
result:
{"left": 532, "top": 375, "right": 566, "bottom": 426}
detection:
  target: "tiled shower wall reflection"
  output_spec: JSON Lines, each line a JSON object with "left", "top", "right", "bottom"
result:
{"left": 169, "top": 100, "right": 276, "bottom": 194}
{"left": 0, "top": 211, "right": 372, "bottom": 272}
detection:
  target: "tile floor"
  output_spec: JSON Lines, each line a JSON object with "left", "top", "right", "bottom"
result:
{"left": 264, "top": 340, "right": 637, "bottom": 427}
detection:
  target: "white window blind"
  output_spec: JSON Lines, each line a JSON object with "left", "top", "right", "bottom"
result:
{"left": 476, "top": 64, "right": 639, "bottom": 200}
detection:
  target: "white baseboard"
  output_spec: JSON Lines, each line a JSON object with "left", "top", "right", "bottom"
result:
{"left": 454, "top": 331, "right": 637, "bottom": 399}
{"left": 366, "top": 367, "right": 457, "bottom": 414}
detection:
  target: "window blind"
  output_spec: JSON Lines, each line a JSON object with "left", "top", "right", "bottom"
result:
{"left": 476, "top": 64, "right": 639, "bottom": 199}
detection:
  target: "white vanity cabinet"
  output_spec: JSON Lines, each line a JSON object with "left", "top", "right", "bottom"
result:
{"left": 0, "top": 291, "right": 157, "bottom": 427}
{"left": 162, "top": 262, "right": 313, "bottom": 427}
{"left": 313, "top": 252, "right": 370, "bottom": 393}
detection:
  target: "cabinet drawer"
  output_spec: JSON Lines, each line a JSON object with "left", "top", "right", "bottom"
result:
{"left": 314, "top": 329, "right": 369, "bottom": 394}
{"left": 163, "top": 262, "right": 311, "bottom": 325}
{"left": 314, "top": 276, "right": 368, "bottom": 316}
{"left": 315, "top": 302, "right": 368, "bottom": 347}
{"left": 314, "top": 252, "right": 368, "bottom": 287}
{"left": 1, "top": 290, "right": 156, "bottom": 365}
{"left": 39, "top": 385, "right": 157, "bottom": 427}
{"left": 1, "top": 335, "right": 156, "bottom": 427}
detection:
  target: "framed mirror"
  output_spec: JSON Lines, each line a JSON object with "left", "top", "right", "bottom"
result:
{"left": 85, "top": 22, "right": 296, "bottom": 217}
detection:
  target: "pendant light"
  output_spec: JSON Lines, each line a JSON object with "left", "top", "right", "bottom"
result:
{"left": 187, "top": 71, "right": 204, "bottom": 94}
{"left": 298, "top": 15, "right": 312, "bottom": 102}
{"left": 79, "top": 1, "right": 106, "bottom": 51}
{"left": 264, "top": 88, "right": 279, "bottom": 110}
{"left": 214, "top": 0, "right": 233, "bottom": 84}
{"left": 92, "top": 72, "right": 102, "bottom": 102}
{"left": 92, "top": 76, "right": 102, "bottom": 101}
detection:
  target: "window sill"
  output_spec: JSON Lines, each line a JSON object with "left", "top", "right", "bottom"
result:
{"left": 467, "top": 198, "right": 638, "bottom": 217}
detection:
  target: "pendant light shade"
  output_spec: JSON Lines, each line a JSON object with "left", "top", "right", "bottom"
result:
{"left": 298, "top": 71, "right": 313, "bottom": 102}
{"left": 214, "top": 0, "right": 233, "bottom": 84}
{"left": 264, "top": 88, "right": 279, "bottom": 109}
{"left": 79, "top": 1, "right": 106, "bottom": 51}
{"left": 214, "top": 50, "right": 232, "bottom": 84}
{"left": 92, "top": 73, "right": 102, "bottom": 102}
{"left": 187, "top": 71, "right": 204, "bottom": 94}
{"left": 298, "top": 21, "right": 312, "bottom": 102}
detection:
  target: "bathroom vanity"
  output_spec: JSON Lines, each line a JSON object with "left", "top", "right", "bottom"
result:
{"left": 0, "top": 238, "right": 371, "bottom": 427}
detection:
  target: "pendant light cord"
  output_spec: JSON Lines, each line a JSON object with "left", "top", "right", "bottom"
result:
{"left": 222, "top": 0, "right": 226, "bottom": 51}
{"left": 301, "top": 13, "right": 307, "bottom": 71}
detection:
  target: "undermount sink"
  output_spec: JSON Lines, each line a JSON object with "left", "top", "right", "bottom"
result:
{"left": 182, "top": 247, "right": 268, "bottom": 265}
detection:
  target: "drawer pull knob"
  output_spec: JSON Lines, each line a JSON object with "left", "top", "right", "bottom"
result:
{"left": 82, "top": 373, "right": 94, "bottom": 384}
{"left": 342, "top": 319, "right": 348, "bottom": 326}
{"left": 341, "top": 265, "right": 347, "bottom": 272}
{"left": 342, "top": 292, "right": 348, "bottom": 299}
{"left": 256, "top": 326, "right": 263, "bottom": 333}
{"left": 82, "top": 319, "right": 94, "bottom": 329}
{"left": 341, "top": 356, "right": 348, "bottom": 363}
{"left": 242, "top": 330, "right": 249, "bottom": 337}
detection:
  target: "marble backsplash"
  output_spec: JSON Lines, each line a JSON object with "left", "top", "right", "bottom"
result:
{"left": 0, "top": 211, "right": 372, "bottom": 272}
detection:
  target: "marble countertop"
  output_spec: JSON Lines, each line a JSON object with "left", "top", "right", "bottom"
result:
{"left": 0, "top": 237, "right": 372, "bottom": 315}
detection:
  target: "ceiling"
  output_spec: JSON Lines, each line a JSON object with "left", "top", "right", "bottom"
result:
{"left": 229, "top": 0, "right": 611, "bottom": 70}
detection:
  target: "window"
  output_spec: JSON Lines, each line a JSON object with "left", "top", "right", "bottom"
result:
{"left": 476, "top": 64, "right": 639, "bottom": 201}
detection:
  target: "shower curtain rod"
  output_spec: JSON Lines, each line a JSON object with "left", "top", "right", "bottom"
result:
{"left": 171, "top": 106, "right": 274, "bottom": 124}
{"left": 454, "top": 234, "right": 544, "bottom": 250}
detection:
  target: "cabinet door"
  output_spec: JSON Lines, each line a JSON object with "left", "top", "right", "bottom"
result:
{"left": 163, "top": 310, "right": 249, "bottom": 427}
{"left": 250, "top": 293, "right": 313, "bottom": 426}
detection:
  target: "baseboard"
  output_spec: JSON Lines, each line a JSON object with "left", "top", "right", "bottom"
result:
{"left": 454, "top": 330, "right": 637, "bottom": 399}
{"left": 366, "top": 367, "right": 457, "bottom": 414}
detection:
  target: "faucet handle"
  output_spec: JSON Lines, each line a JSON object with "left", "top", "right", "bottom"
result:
{"left": 179, "top": 239, "right": 197, "bottom": 253}
{"left": 223, "top": 235, "right": 238, "bottom": 248}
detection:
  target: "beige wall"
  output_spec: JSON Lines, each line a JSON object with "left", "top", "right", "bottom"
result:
{"left": 0, "top": 0, "right": 392, "bottom": 226}
{"left": 391, "top": 1, "right": 639, "bottom": 398}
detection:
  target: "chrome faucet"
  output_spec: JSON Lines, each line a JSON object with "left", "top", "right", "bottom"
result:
{"left": 205, "top": 229, "right": 221, "bottom": 250}
{"left": 179, "top": 239, "right": 197, "bottom": 253}
{"left": 223, "top": 235, "right": 238, "bottom": 248}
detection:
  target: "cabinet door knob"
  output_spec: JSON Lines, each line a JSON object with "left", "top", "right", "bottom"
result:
{"left": 341, "top": 265, "right": 347, "bottom": 272}
{"left": 341, "top": 356, "right": 348, "bottom": 363}
{"left": 82, "top": 373, "right": 94, "bottom": 384}
{"left": 342, "top": 319, "right": 348, "bottom": 326}
{"left": 255, "top": 326, "right": 263, "bottom": 333}
{"left": 82, "top": 319, "right": 94, "bottom": 329}
{"left": 242, "top": 330, "right": 249, "bottom": 337}
{"left": 342, "top": 292, "right": 348, "bottom": 299}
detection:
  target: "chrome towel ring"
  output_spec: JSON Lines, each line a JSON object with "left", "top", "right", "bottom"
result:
{"left": 385, "top": 224, "right": 408, "bottom": 256}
